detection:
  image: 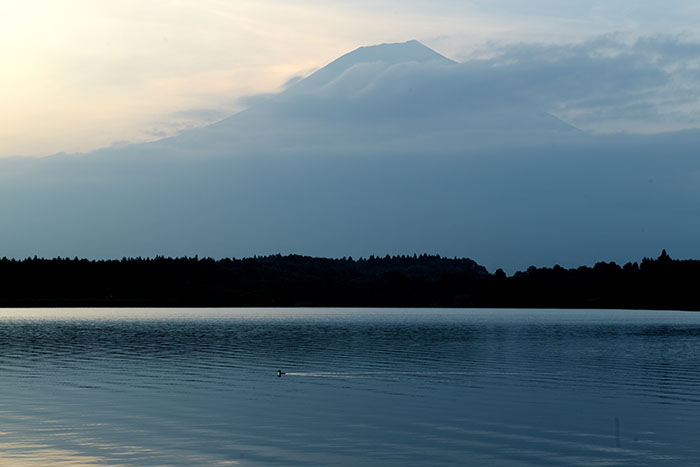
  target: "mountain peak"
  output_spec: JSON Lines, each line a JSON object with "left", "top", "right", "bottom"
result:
{"left": 289, "top": 40, "right": 455, "bottom": 92}
{"left": 340, "top": 40, "right": 456, "bottom": 67}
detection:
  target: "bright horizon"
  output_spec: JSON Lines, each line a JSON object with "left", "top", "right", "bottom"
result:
{"left": 4, "top": 0, "right": 700, "bottom": 158}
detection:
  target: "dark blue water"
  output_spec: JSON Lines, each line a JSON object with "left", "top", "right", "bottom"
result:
{"left": 0, "top": 308, "right": 698, "bottom": 465}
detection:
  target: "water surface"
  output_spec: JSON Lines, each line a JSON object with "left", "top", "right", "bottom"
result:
{"left": 0, "top": 308, "right": 698, "bottom": 465}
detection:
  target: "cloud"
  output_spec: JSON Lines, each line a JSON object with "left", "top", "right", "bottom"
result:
{"left": 168, "top": 109, "right": 231, "bottom": 122}
{"left": 139, "top": 108, "right": 233, "bottom": 140}
{"left": 283, "top": 74, "right": 309, "bottom": 89}
{"left": 471, "top": 34, "right": 700, "bottom": 131}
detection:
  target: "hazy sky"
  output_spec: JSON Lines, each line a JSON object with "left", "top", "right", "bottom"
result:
{"left": 3, "top": 0, "right": 700, "bottom": 157}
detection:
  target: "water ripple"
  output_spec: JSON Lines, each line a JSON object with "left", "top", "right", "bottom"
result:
{"left": 0, "top": 308, "right": 697, "bottom": 465}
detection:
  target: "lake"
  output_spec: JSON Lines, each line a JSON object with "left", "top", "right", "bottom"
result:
{"left": 0, "top": 308, "right": 698, "bottom": 466}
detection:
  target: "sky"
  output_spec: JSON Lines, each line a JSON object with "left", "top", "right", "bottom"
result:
{"left": 3, "top": 0, "right": 700, "bottom": 157}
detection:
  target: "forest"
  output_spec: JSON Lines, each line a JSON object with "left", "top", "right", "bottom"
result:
{"left": 0, "top": 250, "right": 696, "bottom": 310}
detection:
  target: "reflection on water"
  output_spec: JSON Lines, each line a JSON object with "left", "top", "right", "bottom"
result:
{"left": 0, "top": 308, "right": 698, "bottom": 465}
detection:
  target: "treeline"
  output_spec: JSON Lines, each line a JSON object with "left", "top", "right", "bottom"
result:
{"left": 0, "top": 250, "right": 696, "bottom": 310}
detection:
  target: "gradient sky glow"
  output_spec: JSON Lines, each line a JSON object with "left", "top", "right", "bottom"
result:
{"left": 3, "top": 0, "right": 700, "bottom": 157}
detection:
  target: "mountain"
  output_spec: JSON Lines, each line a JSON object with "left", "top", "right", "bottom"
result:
{"left": 161, "top": 40, "right": 578, "bottom": 159}
{"left": 290, "top": 39, "right": 456, "bottom": 92}
{"left": 1, "top": 41, "right": 699, "bottom": 272}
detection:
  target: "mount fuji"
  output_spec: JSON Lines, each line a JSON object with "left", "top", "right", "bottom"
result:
{"left": 1, "top": 41, "right": 700, "bottom": 271}
{"left": 158, "top": 40, "right": 578, "bottom": 157}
